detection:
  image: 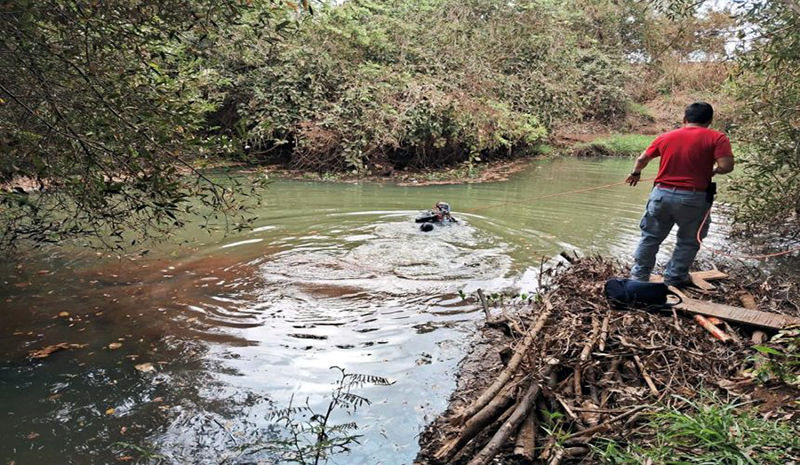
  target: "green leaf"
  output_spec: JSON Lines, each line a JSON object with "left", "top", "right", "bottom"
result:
{"left": 753, "top": 346, "right": 783, "bottom": 356}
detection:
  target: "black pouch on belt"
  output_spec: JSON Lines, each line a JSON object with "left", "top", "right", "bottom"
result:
{"left": 706, "top": 182, "right": 717, "bottom": 203}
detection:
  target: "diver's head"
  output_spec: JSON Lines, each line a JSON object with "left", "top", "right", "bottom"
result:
{"left": 434, "top": 202, "right": 451, "bottom": 215}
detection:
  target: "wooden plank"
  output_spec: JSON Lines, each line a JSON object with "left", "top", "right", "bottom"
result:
{"left": 650, "top": 270, "right": 728, "bottom": 284}
{"left": 689, "top": 274, "right": 715, "bottom": 291}
{"left": 670, "top": 290, "right": 800, "bottom": 330}
{"left": 689, "top": 270, "right": 729, "bottom": 281}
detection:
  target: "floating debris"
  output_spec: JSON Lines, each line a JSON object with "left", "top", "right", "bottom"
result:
{"left": 29, "top": 343, "right": 87, "bottom": 359}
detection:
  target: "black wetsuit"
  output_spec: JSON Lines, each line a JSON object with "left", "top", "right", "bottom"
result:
{"left": 415, "top": 211, "right": 457, "bottom": 231}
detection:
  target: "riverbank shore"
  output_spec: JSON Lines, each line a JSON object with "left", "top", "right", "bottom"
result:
{"left": 416, "top": 256, "right": 800, "bottom": 464}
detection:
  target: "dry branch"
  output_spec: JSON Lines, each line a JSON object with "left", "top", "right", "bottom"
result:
{"left": 598, "top": 312, "right": 610, "bottom": 352}
{"left": 435, "top": 377, "right": 520, "bottom": 461}
{"left": 417, "top": 257, "right": 800, "bottom": 465}
{"left": 633, "top": 355, "right": 659, "bottom": 397}
{"left": 467, "top": 363, "right": 556, "bottom": 465}
{"left": 456, "top": 298, "right": 553, "bottom": 423}
{"left": 477, "top": 288, "right": 491, "bottom": 321}
{"left": 565, "top": 405, "right": 650, "bottom": 440}
{"left": 512, "top": 410, "right": 536, "bottom": 460}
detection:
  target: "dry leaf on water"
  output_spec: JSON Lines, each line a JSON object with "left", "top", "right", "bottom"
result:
{"left": 106, "top": 408, "right": 115, "bottom": 415}
{"left": 29, "top": 343, "right": 87, "bottom": 359}
{"left": 108, "top": 342, "right": 122, "bottom": 350}
{"left": 58, "top": 312, "right": 70, "bottom": 317}
{"left": 26, "top": 432, "right": 40, "bottom": 440}
{"left": 134, "top": 363, "right": 155, "bottom": 373}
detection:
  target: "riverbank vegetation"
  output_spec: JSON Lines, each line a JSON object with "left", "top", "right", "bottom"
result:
{"left": 2, "top": 0, "right": 798, "bottom": 247}
{"left": 573, "top": 134, "right": 655, "bottom": 157}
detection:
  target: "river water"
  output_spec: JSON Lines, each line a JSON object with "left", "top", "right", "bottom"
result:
{"left": 0, "top": 157, "right": 731, "bottom": 464}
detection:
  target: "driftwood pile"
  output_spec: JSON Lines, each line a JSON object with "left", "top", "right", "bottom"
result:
{"left": 416, "top": 256, "right": 799, "bottom": 464}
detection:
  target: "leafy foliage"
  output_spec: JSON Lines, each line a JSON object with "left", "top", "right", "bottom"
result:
{"left": 750, "top": 326, "right": 800, "bottom": 386}
{"left": 233, "top": 0, "right": 638, "bottom": 173}
{"left": 727, "top": 1, "right": 800, "bottom": 232}
{"left": 0, "top": 0, "right": 306, "bottom": 252}
{"left": 267, "top": 366, "right": 393, "bottom": 464}
{"left": 651, "top": 0, "right": 800, "bottom": 232}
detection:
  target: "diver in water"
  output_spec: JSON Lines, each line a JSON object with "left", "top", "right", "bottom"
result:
{"left": 416, "top": 201, "right": 457, "bottom": 232}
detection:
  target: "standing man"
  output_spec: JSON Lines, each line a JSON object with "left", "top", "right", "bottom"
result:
{"left": 626, "top": 102, "right": 734, "bottom": 286}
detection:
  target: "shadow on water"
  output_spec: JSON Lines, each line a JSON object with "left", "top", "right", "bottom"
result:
{"left": 0, "top": 157, "right": 734, "bottom": 463}
{"left": 0, "top": 252, "right": 282, "bottom": 463}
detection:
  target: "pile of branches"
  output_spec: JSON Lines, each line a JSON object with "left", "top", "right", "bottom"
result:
{"left": 417, "top": 257, "right": 795, "bottom": 464}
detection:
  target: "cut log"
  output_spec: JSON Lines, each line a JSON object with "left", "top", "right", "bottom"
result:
{"left": 579, "top": 316, "right": 600, "bottom": 362}
{"left": 694, "top": 314, "right": 733, "bottom": 343}
{"left": 670, "top": 289, "right": 800, "bottom": 329}
{"left": 598, "top": 313, "right": 610, "bottom": 352}
{"left": 633, "top": 355, "right": 659, "bottom": 397}
{"left": 457, "top": 299, "right": 553, "bottom": 423}
{"left": 547, "top": 448, "right": 565, "bottom": 465}
{"left": 512, "top": 411, "right": 536, "bottom": 461}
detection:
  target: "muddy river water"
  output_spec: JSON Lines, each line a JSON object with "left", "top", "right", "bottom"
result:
{"left": 0, "top": 158, "right": 732, "bottom": 464}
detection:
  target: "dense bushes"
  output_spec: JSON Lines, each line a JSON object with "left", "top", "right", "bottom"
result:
{"left": 728, "top": 1, "right": 800, "bottom": 233}
{"left": 0, "top": 0, "right": 304, "bottom": 251}
{"left": 229, "top": 0, "right": 632, "bottom": 173}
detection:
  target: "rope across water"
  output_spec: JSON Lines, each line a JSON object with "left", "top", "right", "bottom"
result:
{"left": 696, "top": 207, "right": 800, "bottom": 260}
{"left": 462, "top": 178, "right": 655, "bottom": 213}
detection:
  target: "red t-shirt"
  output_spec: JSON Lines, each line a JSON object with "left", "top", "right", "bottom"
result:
{"left": 645, "top": 126, "right": 733, "bottom": 189}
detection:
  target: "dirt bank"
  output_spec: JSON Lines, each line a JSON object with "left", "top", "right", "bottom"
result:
{"left": 416, "top": 257, "right": 800, "bottom": 464}
{"left": 259, "top": 156, "right": 539, "bottom": 186}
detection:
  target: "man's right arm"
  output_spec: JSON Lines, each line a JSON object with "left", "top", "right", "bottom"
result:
{"left": 713, "top": 156, "right": 734, "bottom": 175}
{"left": 626, "top": 151, "right": 654, "bottom": 186}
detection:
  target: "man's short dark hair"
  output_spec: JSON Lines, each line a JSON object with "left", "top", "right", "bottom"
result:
{"left": 684, "top": 102, "right": 714, "bottom": 125}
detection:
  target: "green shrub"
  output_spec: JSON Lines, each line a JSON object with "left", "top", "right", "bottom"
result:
{"left": 228, "top": 0, "right": 634, "bottom": 172}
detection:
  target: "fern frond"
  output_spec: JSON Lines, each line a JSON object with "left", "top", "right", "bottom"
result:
{"left": 327, "top": 422, "right": 358, "bottom": 433}
{"left": 342, "top": 372, "right": 394, "bottom": 388}
{"left": 267, "top": 405, "right": 312, "bottom": 420}
{"left": 337, "top": 391, "right": 371, "bottom": 410}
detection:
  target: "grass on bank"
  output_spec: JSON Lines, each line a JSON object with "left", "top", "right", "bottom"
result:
{"left": 577, "top": 134, "right": 655, "bottom": 156}
{"left": 592, "top": 393, "right": 800, "bottom": 464}
{"left": 625, "top": 101, "right": 655, "bottom": 121}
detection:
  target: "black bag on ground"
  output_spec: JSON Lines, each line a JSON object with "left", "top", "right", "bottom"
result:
{"left": 604, "top": 278, "right": 682, "bottom": 309}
